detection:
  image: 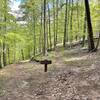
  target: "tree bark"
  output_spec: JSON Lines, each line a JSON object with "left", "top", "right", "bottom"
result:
{"left": 55, "top": 0, "right": 59, "bottom": 46}
{"left": 3, "top": 0, "right": 7, "bottom": 66}
{"left": 7, "top": 46, "right": 10, "bottom": 64}
{"left": 84, "top": 0, "right": 95, "bottom": 51}
{"left": 40, "top": 4, "right": 43, "bottom": 53}
{"left": 63, "top": 0, "right": 68, "bottom": 47}
{"left": 21, "top": 49, "right": 24, "bottom": 60}
{"left": 33, "top": 17, "right": 36, "bottom": 56}
{"left": 48, "top": 4, "right": 52, "bottom": 49}
{"left": 53, "top": 0, "right": 56, "bottom": 49}
{"left": 43, "top": 0, "right": 47, "bottom": 55}
{"left": 70, "top": 0, "right": 73, "bottom": 43}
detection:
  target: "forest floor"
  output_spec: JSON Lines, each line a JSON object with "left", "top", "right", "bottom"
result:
{"left": 0, "top": 47, "right": 100, "bottom": 100}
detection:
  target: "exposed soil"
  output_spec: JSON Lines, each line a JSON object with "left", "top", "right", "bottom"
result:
{"left": 0, "top": 48, "right": 100, "bottom": 100}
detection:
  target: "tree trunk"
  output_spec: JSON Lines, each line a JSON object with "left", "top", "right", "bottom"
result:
{"left": 63, "top": 0, "right": 68, "bottom": 47}
{"left": 55, "top": 0, "right": 59, "bottom": 45}
{"left": 84, "top": 12, "right": 87, "bottom": 33}
{"left": 7, "top": 46, "right": 10, "bottom": 64}
{"left": 0, "top": 53, "right": 2, "bottom": 69}
{"left": 3, "top": 0, "right": 7, "bottom": 66}
{"left": 3, "top": 41, "right": 6, "bottom": 66}
{"left": 21, "top": 49, "right": 24, "bottom": 60}
{"left": 84, "top": 0, "right": 95, "bottom": 51}
{"left": 47, "top": 19, "right": 49, "bottom": 49}
{"left": 40, "top": 4, "right": 43, "bottom": 53}
{"left": 48, "top": 4, "right": 52, "bottom": 50}
{"left": 76, "top": 1, "right": 80, "bottom": 34}
{"left": 33, "top": 17, "right": 36, "bottom": 56}
{"left": 43, "top": 0, "right": 47, "bottom": 55}
{"left": 0, "top": 44, "right": 2, "bottom": 68}
{"left": 70, "top": 0, "right": 73, "bottom": 43}
{"left": 53, "top": 0, "right": 56, "bottom": 49}
{"left": 67, "top": 0, "right": 71, "bottom": 42}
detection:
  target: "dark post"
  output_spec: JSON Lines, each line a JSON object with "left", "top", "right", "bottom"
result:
{"left": 45, "top": 64, "right": 47, "bottom": 72}
{"left": 40, "top": 59, "right": 52, "bottom": 72}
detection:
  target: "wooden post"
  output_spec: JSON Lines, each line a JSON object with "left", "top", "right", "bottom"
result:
{"left": 45, "top": 64, "right": 47, "bottom": 72}
{"left": 40, "top": 59, "right": 52, "bottom": 72}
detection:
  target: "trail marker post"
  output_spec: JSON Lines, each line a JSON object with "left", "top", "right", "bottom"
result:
{"left": 40, "top": 59, "right": 52, "bottom": 72}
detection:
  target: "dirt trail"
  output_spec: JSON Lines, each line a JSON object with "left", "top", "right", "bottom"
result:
{"left": 0, "top": 48, "right": 100, "bottom": 100}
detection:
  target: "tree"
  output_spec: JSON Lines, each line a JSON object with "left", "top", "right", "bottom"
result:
{"left": 55, "top": 0, "right": 59, "bottom": 46}
{"left": 3, "top": 0, "right": 8, "bottom": 66}
{"left": 63, "top": 0, "right": 68, "bottom": 47}
{"left": 48, "top": 4, "right": 52, "bottom": 50}
{"left": 43, "top": 0, "right": 47, "bottom": 55}
{"left": 84, "top": 0, "right": 95, "bottom": 51}
{"left": 39, "top": 2, "right": 43, "bottom": 53}
{"left": 53, "top": 0, "right": 56, "bottom": 49}
{"left": 69, "top": 0, "right": 74, "bottom": 43}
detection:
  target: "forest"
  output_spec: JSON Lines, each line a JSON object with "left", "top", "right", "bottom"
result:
{"left": 0, "top": 0, "right": 100, "bottom": 100}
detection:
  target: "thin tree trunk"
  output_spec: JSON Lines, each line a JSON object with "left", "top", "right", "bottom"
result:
{"left": 82, "top": 35, "right": 86, "bottom": 47}
{"left": 40, "top": 4, "right": 43, "bottom": 53}
{"left": 95, "top": 33, "right": 100, "bottom": 50}
{"left": 33, "top": 17, "right": 36, "bottom": 56}
{"left": 7, "top": 46, "right": 10, "bottom": 64}
{"left": 70, "top": 0, "right": 74, "bottom": 43}
{"left": 53, "top": 0, "right": 56, "bottom": 49}
{"left": 67, "top": 0, "right": 71, "bottom": 42}
{"left": 3, "top": 40, "right": 6, "bottom": 66}
{"left": 21, "top": 49, "right": 24, "bottom": 60}
{"left": 3, "top": 0, "right": 7, "bottom": 66}
{"left": 84, "top": 12, "right": 87, "bottom": 33}
{"left": 0, "top": 53, "right": 2, "bottom": 69}
{"left": 43, "top": 0, "right": 47, "bottom": 55}
{"left": 48, "top": 4, "right": 52, "bottom": 49}
{"left": 39, "top": 32, "right": 41, "bottom": 53}
{"left": 55, "top": 0, "right": 59, "bottom": 45}
{"left": 77, "top": 0, "right": 80, "bottom": 34}
{"left": 63, "top": 0, "right": 68, "bottom": 47}
{"left": 47, "top": 19, "right": 49, "bottom": 49}
{"left": 0, "top": 44, "right": 2, "bottom": 68}
{"left": 28, "top": 47, "right": 31, "bottom": 58}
